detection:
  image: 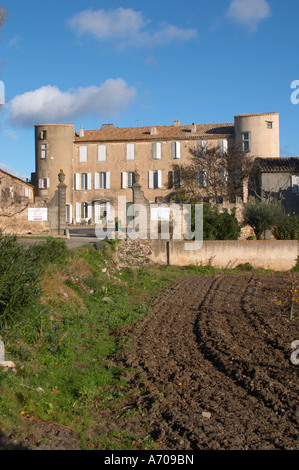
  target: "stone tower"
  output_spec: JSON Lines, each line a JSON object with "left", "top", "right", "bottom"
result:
{"left": 34, "top": 123, "right": 75, "bottom": 204}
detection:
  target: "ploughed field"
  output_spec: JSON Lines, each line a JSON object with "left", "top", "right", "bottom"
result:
{"left": 121, "top": 273, "right": 299, "bottom": 450}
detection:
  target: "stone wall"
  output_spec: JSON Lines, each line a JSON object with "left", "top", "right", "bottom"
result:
{"left": 149, "top": 239, "right": 298, "bottom": 271}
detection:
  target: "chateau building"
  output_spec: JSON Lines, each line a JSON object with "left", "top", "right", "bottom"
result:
{"left": 32, "top": 112, "right": 280, "bottom": 225}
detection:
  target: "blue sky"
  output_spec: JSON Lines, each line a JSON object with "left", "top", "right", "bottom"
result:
{"left": 0, "top": 0, "right": 299, "bottom": 179}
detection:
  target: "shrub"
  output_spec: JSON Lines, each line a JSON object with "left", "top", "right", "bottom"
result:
{"left": 195, "top": 203, "right": 240, "bottom": 240}
{"left": 274, "top": 214, "right": 299, "bottom": 240}
{"left": 243, "top": 199, "right": 284, "bottom": 240}
{"left": 28, "top": 237, "right": 69, "bottom": 266}
{"left": 0, "top": 233, "right": 42, "bottom": 328}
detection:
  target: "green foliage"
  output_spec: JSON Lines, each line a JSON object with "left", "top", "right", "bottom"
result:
{"left": 192, "top": 203, "right": 240, "bottom": 240}
{"left": 0, "top": 233, "right": 43, "bottom": 328}
{"left": 274, "top": 214, "right": 299, "bottom": 240}
{"left": 29, "top": 237, "right": 69, "bottom": 266}
{"left": 243, "top": 199, "right": 284, "bottom": 240}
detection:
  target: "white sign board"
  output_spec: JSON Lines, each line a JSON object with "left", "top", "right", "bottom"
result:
{"left": 151, "top": 207, "right": 170, "bottom": 221}
{"left": 28, "top": 208, "right": 48, "bottom": 222}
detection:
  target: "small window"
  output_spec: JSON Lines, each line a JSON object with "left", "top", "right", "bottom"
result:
{"left": 198, "top": 169, "right": 208, "bottom": 188}
{"left": 41, "top": 143, "right": 47, "bottom": 159}
{"left": 81, "top": 173, "right": 88, "bottom": 190}
{"left": 81, "top": 202, "right": 88, "bottom": 219}
{"left": 242, "top": 132, "right": 250, "bottom": 152}
{"left": 40, "top": 130, "right": 47, "bottom": 140}
{"left": 266, "top": 121, "right": 273, "bottom": 129}
{"left": 39, "top": 178, "right": 50, "bottom": 189}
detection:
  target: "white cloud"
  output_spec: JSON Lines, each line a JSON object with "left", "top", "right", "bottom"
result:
{"left": 9, "top": 79, "right": 137, "bottom": 127}
{"left": 227, "top": 0, "right": 271, "bottom": 31}
{"left": 68, "top": 7, "right": 197, "bottom": 47}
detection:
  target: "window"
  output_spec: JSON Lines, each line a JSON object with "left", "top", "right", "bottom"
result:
{"left": 219, "top": 167, "right": 228, "bottom": 184}
{"left": 79, "top": 146, "right": 87, "bottom": 162}
{"left": 266, "top": 121, "right": 273, "bottom": 129}
{"left": 121, "top": 171, "right": 135, "bottom": 189}
{"left": 98, "top": 145, "right": 106, "bottom": 162}
{"left": 41, "top": 143, "right": 47, "bottom": 159}
{"left": 291, "top": 175, "right": 299, "bottom": 194}
{"left": 40, "top": 130, "right": 47, "bottom": 140}
{"left": 242, "top": 132, "right": 250, "bottom": 152}
{"left": 197, "top": 140, "right": 207, "bottom": 153}
{"left": 148, "top": 170, "right": 162, "bottom": 189}
{"left": 81, "top": 202, "right": 88, "bottom": 219}
{"left": 75, "top": 173, "right": 92, "bottom": 190}
{"left": 94, "top": 171, "right": 110, "bottom": 189}
{"left": 153, "top": 142, "right": 162, "bottom": 160}
{"left": 219, "top": 139, "right": 228, "bottom": 155}
{"left": 172, "top": 141, "right": 181, "bottom": 159}
{"left": 198, "top": 169, "right": 208, "bottom": 188}
{"left": 81, "top": 173, "right": 88, "bottom": 190}
{"left": 38, "top": 178, "right": 50, "bottom": 189}
{"left": 126, "top": 143, "right": 135, "bottom": 160}
{"left": 168, "top": 170, "right": 180, "bottom": 189}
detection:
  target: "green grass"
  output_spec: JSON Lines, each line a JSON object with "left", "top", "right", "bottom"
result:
{"left": 0, "top": 238, "right": 293, "bottom": 449}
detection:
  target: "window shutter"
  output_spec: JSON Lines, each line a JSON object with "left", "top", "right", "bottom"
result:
{"left": 68, "top": 204, "right": 73, "bottom": 224}
{"left": 106, "top": 172, "right": 110, "bottom": 189}
{"left": 121, "top": 172, "right": 127, "bottom": 189}
{"left": 94, "top": 203, "right": 99, "bottom": 224}
{"left": 198, "top": 140, "right": 207, "bottom": 153}
{"left": 157, "top": 170, "right": 162, "bottom": 189}
{"left": 76, "top": 203, "right": 81, "bottom": 222}
{"left": 198, "top": 170, "right": 208, "bottom": 188}
{"left": 87, "top": 202, "right": 92, "bottom": 220}
{"left": 126, "top": 143, "right": 135, "bottom": 160}
{"left": 219, "top": 167, "right": 228, "bottom": 183}
{"left": 94, "top": 172, "right": 99, "bottom": 190}
{"left": 106, "top": 202, "right": 111, "bottom": 222}
{"left": 38, "top": 179, "right": 43, "bottom": 189}
{"left": 46, "top": 178, "right": 50, "bottom": 188}
{"left": 75, "top": 173, "right": 81, "bottom": 190}
{"left": 172, "top": 141, "right": 181, "bottom": 159}
{"left": 148, "top": 171, "right": 154, "bottom": 189}
{"left": 87, "top": 173, "right": 92, "bottom": 190}
{"left": 153, "top": 142, "right": 162, "bottom": 159}
{"left": 98, "top": 145, "right": 106, "bottom": 162}
{"left": 219, "top": 139, "right": 228, "bottom": 155}
{"left": 79, "top": 146, "right": 87, "bottom": 162}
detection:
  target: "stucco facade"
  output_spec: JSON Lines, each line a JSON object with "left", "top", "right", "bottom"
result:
{"left": 33, "top": 112, "right": 280, "bottom": 226}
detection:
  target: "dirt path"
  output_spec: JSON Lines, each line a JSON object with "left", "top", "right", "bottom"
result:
{"left": 121, "top": 273, "right": 299, "bottom": 450}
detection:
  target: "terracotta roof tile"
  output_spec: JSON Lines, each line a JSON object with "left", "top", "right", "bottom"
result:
{"left": 255, "top": 157, "right": 299, "bottom": 173}
{"left": 74, "top": 122, "right": 235, "bottom": 143}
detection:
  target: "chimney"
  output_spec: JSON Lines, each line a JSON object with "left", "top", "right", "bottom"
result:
{"left": 79, "top": 125, "right": 84, "bottom": 138}
{"left": 173, "top": 120, "right": 180, "bottom": 127}
{"left": 191, "top": 123, "right": 197, "bottom": 133}
{"left": 150, "top": 126, "right": 157, "bottom": 135}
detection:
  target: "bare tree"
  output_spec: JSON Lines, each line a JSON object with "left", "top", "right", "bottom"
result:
{"left": 172, "top": 144, "right": 254, "bottom": 203}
